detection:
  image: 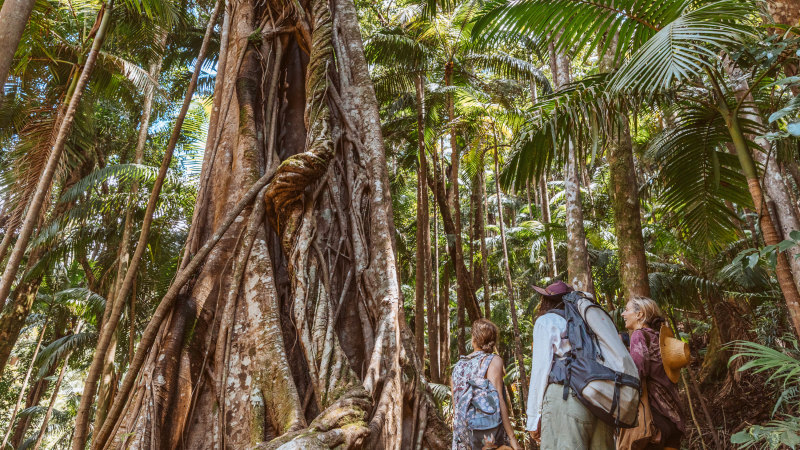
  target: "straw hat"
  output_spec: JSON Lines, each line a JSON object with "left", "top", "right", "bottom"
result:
{"left": 659, "top": 325, "right": 690, "bottom": 383}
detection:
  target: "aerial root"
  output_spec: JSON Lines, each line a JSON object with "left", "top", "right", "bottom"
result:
{"left": 257, "top": 387, "right": 372, "bottom": 450}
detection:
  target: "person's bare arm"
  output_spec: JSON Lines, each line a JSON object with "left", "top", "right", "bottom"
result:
{"left": 487, "top": 356, "right": 521, "bottom": 450}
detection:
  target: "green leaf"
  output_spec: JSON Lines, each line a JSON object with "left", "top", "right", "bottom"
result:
{"left": 778, "top": 240, "right": 797, "bottom": 252}
{"left": 747, "top": 253, "right": 760, "bottom": 268}
{"left": 787, "top": 121, "right": 800, "bottom": 136}
{"left": 730, "top": 431, "right": 752, "bottom": 444}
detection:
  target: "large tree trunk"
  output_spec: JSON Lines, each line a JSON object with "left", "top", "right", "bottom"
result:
{"left": 0, "top": 0, "right": 36, "bottom": 108}
{"left": 97, "top": 1, "right": 448, "bottom": 448}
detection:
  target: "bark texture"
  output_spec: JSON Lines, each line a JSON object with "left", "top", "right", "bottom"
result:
{"left": 607, "top": 120, "right": 650, "bottom": 297}
{"left": 98, "top": 1, "right": 448, "bottom": 448}
{"left": 0, "top": 0, "right": 36, "bottom": 108}
{"left": 549, "top": 45, "right": 594, "bottom": 293}
{"left": 538, "top": 176, "right": 557, "bottom": 278}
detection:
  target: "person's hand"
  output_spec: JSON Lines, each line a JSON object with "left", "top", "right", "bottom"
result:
{"left": 528, "top": 418, "right": 542, "bottom": 444}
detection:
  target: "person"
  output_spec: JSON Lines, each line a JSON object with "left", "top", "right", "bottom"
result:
{"left": 451, "top": 318, "right": 521, "bottom": 450}
{"left": 621, "top": 296, "right": 687, "bottom": 450}
{"left": 525, "top": 281, "right": 614, "bottom": 449}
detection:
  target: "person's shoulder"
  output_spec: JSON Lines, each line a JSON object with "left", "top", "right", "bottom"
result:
{"left": 535, "top": 311, "right": 566, "bottom": 325}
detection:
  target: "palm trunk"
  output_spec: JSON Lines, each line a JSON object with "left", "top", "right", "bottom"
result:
{"left": 721, "top": 103, "right": 800, "bottom": 337}
{"left": 0, "top": 0, "right": 36, "bottom": 108}
{"left": 0, "top": 225, "right": 15, "bottom": 269}
{"left": 445, "top": 62, "right": 481, "bottom": 329}
{"left": 414, "top": 75, "right": 426, "bottom": 365}
{"left": 32, "top": 322, "right": 83, "bottom": 450}
{"left": 416, "top": 74, "right": 439, "bottom": 382}
{"left": 607, "top": 116, "right": 650, "bottom": 297}
{"left": 0, "top": 1, "right": 114, "bottom": 309}
{"left": 427, "top": 149, "right": 482, "bottom": 321}
{"left": 1, "top": 320, "right": 46, "bottom": 449}
{"left": 96, "top": 1, "right": 449, "bottom": 448}
{"left": 481, "top": 171, "right": 491, "bottom": 318}
{"left": 539, "top": 176, "right": 557, "bottom": 278}
{"left": 724, "top": 62, "right": 800, "bottom": 295}
{"left": 473, "top": 151, "right": 489, "bottom": 317}
{"left": 492, "top": 141, "right": 528, "bottom": 407}
{"left": 71, "top": 4, "right": 221, "bottom": 448}
{"left": 550, "top": 45, "right": 593, "bottom": 293}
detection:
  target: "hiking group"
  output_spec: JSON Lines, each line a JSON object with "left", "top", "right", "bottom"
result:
{"left": 450, "top": 281, "right": 691, "bottom": 450}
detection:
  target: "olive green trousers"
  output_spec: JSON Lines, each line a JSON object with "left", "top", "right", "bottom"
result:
{"left": 540, "top": 383, "right": 615, "bottom": 450}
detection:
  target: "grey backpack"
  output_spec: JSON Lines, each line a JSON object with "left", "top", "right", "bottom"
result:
{"left": 462, "top": 355, "right": 502, "bottom": 431}
{"left": 548, "top": 291, "right": 641, "bottom": 428}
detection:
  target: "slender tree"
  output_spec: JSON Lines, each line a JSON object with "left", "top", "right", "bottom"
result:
{"left": 0, "top": 2, "right": 115, "bottom": 377}
{"left": 0, "top": 320, "right": 46, "bottom": 449}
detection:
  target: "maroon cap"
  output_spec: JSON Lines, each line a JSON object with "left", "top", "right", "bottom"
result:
{"left": 532, "top": 281, "right": 574, "bottom": 298}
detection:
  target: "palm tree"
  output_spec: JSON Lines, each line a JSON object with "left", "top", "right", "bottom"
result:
{"left": 476, "top": 0, "right": 800, "bottom": 335}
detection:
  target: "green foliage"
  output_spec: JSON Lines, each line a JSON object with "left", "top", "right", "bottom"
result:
{"left": 729, "top": 339, "right": 800, "bottom": 448}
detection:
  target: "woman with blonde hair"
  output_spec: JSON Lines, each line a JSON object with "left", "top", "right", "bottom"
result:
{"left": 451, "top": 318, "right": 520, "bottom": 450}
{"left": 621, "top": 297, "right": 687, "bottom": 450}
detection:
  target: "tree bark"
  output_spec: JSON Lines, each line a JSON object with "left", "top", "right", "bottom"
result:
{"left": 97, "top": 1, "right": 449, "bottom": 448}
{"left": 492, "top": 143, "right": 528, "bottom": 407}
{"left": 444, "top": 61, "right": 483, "bottom": 328}
{"left": 722, "top": 104, "right": 800, "bottom": 337}
{"left": 550, "top": 45, "right": 594, "bottom": 293}
{"left": 414, "top": 74, "right": 427, "bottom": 367}
{"left": 607, "top": 118, "right": 650, "bottom": 297}
{"left": 538, "top": 176, "right": 557, "bottom": 278}
{"left": 0, "top": 1, "right": 113, "bottom": 311}
{"left": 0, "top": 0, "right": 36, "bottom": 108}
{"left": 724, "top": 62, "right": 800, "bottom": 296}
{"left": 427, "top": 151, "right": 482, "bottom": 321}
{"left": 416, "top": 74, "right": 439, "bottom": 382}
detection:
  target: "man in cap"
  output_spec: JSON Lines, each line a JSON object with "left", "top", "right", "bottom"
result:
{"left": 525, "top": 281, "right": 614, "bottom": 449}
